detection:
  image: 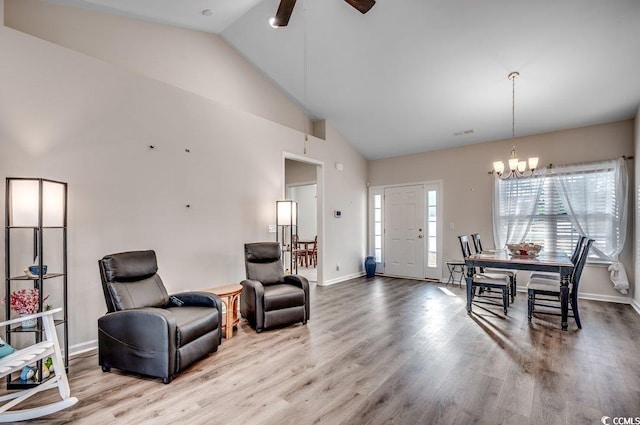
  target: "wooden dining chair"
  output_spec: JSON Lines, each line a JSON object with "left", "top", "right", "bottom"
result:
{"left": 458, "top": 235, "right": 511, "bottom": 314}
{"left": 307, "top": 235, "right": 317, "bottom": 268}
{"left": 470, "top": 233, "right": 516, "bottom": 302}
{"left": 529, "top": 236, "right": 586, "bottom": 281}
{"left": 526, "top": 238, "right": 594, "bottom": 328}
{"left": 291, "top": 234, "right": 305, "bottom": 268}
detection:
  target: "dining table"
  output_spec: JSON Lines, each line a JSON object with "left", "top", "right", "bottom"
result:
{"left": 464, "top": 250, "right": 574, "bottom": 330}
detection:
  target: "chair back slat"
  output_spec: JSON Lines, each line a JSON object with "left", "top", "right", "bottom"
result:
{"left": 571, "top": 238, "right": 594, "bottom": 294}
{"left": 470, "top": 233, "right": 483, "bottom": 254}
{"left": 570, "top": 236, "right": 587, "bottom": 265}
{"left": 458, "top": 235, "right": 472, "bottom": 259}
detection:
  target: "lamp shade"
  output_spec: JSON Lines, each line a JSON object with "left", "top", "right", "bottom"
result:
{"left": 276, "top": 200, "right": 297, "bottom": 226}
{"left": 8, "top": 178, "right": 66, "bottom": 227}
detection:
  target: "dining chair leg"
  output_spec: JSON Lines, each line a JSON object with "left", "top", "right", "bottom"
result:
{"left": 511, "top": 276, "right": 516, "bottom": 302}
{"left": 527, "top": 290, "right": 534, "bottom": 322}
{"left": 502, "top": 288, "right": 508, "bottom": 314}
{"left": 571, "top": 294, "right": 582, "bottom": 329}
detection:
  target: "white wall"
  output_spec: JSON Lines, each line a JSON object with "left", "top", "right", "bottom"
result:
{"left": 369, "top": 120, "right": 635, "bottom": 301}
{"left": 0, "top": 2, "right": 367, "bottom": 350}
{"left": 4, "top": 0, "right": 312, "bottom": 136}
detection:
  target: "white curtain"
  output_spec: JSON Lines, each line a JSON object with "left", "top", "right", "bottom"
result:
{"left": 492, "top": 172, "right": 546, "bottom": 249}
{"left": 554, "top": 158, "right": 629, "bottom": 294}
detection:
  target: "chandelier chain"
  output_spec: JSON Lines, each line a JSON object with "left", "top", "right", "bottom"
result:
{"left": 512, "top": 72, "right": 515, "bottom": 142}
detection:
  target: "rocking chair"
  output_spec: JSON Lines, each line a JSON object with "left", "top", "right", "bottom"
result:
{"left": 0, "top": 308, "right": 77, "bottom": 422}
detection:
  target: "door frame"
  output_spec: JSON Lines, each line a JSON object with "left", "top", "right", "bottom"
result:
{"left": 368, "top": 180, "right": 443, "bottom": 280}
{"left": 282, "top": 152, "right": 325, "bottom": 286}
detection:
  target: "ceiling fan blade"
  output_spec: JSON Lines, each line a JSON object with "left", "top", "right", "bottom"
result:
{"left": 272, "top": 0, "right": 297, "bottom": 27}
{"left": 344, "top": 0, "right": 376, "bottom": 14}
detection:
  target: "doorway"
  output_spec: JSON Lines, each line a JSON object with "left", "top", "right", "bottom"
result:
{"left": 283, "top": 155, "right": 323, "bottom": 284}
{"left": 370, "top": 181, "right": 442, "bottom": 280}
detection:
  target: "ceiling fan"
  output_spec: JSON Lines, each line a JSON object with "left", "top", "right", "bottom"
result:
{"left": 270, "top": 0, "right": 376, "bottom": 27}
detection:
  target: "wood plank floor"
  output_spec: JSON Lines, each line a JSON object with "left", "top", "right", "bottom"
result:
{"left": 4, "top": 276, "right": 640, "bottom": 424}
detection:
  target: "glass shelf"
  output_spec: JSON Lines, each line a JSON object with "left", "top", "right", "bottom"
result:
{"left": 6, "top": 226, "right": 66, "bottom": 229}
{"left": 11, "top": 319, "right": 65, "bottom": 333}
{"left": 9, "top": 273, "right": 65, "bottom": 281}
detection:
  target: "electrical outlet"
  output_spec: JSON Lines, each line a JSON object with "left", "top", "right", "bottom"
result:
{"left": 449, "top": 222, "right": 455, "bottom": 230}
{"left": 268, "top": 224, "right": 276, "bottom": 233}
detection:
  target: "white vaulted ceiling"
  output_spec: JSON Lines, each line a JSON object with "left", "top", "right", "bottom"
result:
{"left": 45, "top": 0, "right": 640, "bottom": 159}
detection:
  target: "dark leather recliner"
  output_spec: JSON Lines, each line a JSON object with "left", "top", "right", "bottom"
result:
{"left": 240, "top": 242, "right": 310, "bottom": 333}
{"left": 98, "top": 250, "right": 223, "bottom": 383}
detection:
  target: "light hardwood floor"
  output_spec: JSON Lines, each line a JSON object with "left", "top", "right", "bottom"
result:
{"left": 5, "top": 276, "right": 640, "bottom": 424}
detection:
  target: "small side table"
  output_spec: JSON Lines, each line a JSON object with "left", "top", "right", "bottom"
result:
{"left": 202, "top": 284, "right": 242, "bottom": 339}
{"left": 446, "top": 260, "right": 466, "bottom": 287}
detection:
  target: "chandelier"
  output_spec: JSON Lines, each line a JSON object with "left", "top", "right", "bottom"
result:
{"left": 492, "top": 72, "right": 539, "bottom": 179}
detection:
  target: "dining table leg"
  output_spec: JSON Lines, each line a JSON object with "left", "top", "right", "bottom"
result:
{"left": 465, "top": 265, "right": 473, "bottom": 313}
{"left": 560, "top": 273, "right": 570, "bottom": 330}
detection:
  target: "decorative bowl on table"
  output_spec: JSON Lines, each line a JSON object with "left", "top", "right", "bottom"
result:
{"left": 506, "top": 243, "right": 542, "bottom": 257}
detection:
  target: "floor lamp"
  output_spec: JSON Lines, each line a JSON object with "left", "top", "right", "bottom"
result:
{"left": 276, "top": 200, "right": 298, "bottom": 275}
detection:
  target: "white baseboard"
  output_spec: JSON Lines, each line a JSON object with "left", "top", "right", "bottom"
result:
{"left": 578, "top": 292, "right": 632, "bottom": 304}
{"left": 68, "top": 339, "right": 97, "bottom": 358}
{"left": 321, "top": 271, "right": 365, "bottom": 286}
{"left": 631, "top": 298, "right": 640, "bottom": 315}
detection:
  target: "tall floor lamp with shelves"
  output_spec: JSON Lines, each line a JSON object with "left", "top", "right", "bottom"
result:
{"left": 276, "top": 200, "right": 298, "bottom": 275}
{"left": 4, "top": 177, "right": 69, "bottom": 389}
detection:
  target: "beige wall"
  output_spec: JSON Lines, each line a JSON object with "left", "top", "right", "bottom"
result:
{"left": 0, "top": 2, "right": 367, "bottom": 350}
{"left": 4, "top": 0, "right": 313, "bottom": 136}
{"left": 369, "top": 120, "right": 635, "bottom": 300}
{"left": 285, "top": 159, "right": 318, "bottom": 185}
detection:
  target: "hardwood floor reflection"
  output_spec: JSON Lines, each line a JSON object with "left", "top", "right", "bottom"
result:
{"left": 6, "top": 276, "right": 640, "bottom": 424}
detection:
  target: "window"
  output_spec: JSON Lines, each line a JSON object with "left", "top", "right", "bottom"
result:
{"left": 373, "top": 194, "right": 383, "bottom": 262}
{"left": 427, "top": 190, "right": 437, "bottom": 267}
{"left": 494, "top": 158, "right": 628, "bottom": 263}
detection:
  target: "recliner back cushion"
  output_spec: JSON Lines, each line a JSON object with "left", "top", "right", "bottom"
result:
{"left": 246, "top": 261, "right": 284, "bottom": 284}
{"left": 107, "top": 274, "right": 170, "bottom": 310}
{"left": 101, "top": 250, "right": 158, "bottom": 282}
{"left": 245, "top": 243, "right": 281, "bottom": 263}
{"left": 244, "top": 242, "right": 284, "bottom": 284}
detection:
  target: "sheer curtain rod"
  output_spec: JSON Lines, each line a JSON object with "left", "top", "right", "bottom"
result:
{"left": 489, "top": 155, "right": 633, "bottom": 175}
{"left": 546, "top": 155, "right": 633, "bottom": 169}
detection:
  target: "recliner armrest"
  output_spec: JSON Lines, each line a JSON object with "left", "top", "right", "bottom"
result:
{"left": 171, "top": 291, "right": 222, "bottom": 309}
{"left": 240, "top": 279, "right": 265, "bottom": 330}
{"left": 284, "top": 274, "right": 309, "bottom": 291}
{"left": 98, "top": 308, "right": 177, "bottom": 352}
{"left": 284, "top": 275, "right": 310, "bottom": 320}
{"left": 170, "top": 292, "right": 223, "bottom": 345}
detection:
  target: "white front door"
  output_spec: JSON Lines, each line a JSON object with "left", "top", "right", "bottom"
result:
{"left": 384, "top": 185, "right": 425, "bottom": 279}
